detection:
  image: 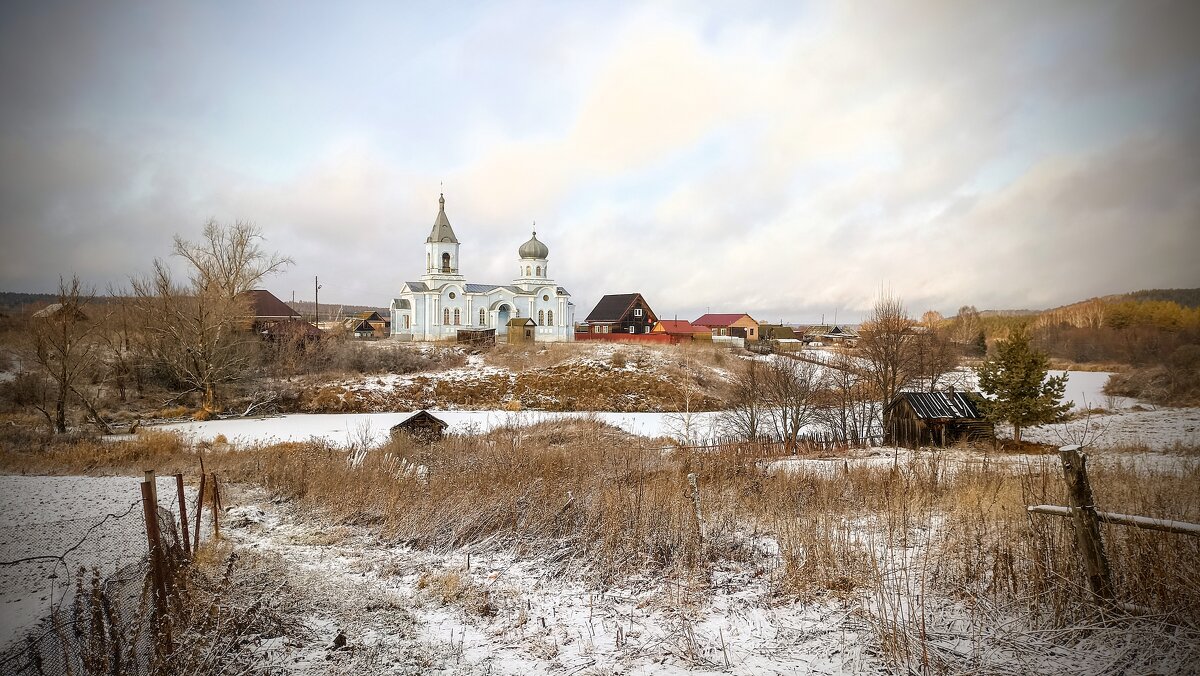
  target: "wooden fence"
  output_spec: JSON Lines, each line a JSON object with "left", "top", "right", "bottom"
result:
{"left": 1027, "top": 444, "right": 1200, "bottom": 607}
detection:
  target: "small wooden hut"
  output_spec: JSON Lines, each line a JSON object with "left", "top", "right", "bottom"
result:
{"left": 883, "top": 391, "right": 994, "bottom": 448}
{"left": 507, "top": 317, "right": 536, "bottom": 344}
{"left": 389, "top": 410, "right": 448, "bottom": 443}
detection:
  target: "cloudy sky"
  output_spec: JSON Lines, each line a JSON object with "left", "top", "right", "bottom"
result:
{"left": 1, "top": 1, "right": 1197, "bottom": 322}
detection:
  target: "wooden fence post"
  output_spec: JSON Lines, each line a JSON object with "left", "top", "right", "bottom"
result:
{"left": 193, "top": 473, "right": 206, "bottom": 552}
{"left": 211, "top": 473, "right": 222, "bottom": 540}
{"left": 144, "top": 469, "right": 158, "bottom": 507}
{"left": 1058, "top": 445, "right": 1114, "bottom": 603}
{"left": 175, "top": 473, "right": 190, "bottom": 557}
{"left": 140, "top": 481, "right": 168, "bottom": 631}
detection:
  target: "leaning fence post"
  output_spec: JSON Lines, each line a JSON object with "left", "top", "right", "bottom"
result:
{"left": 193, "top": 472, "right": 206, "bottom": 552}
{"left": 211, "top": 473, "right": 222, "bottom": 540}
{"left": 175, "top": 473, "right": 191, "bottom": 557}
{"left": 140, "top": 481, "right": 168, "bottom": 633}
{"left": 1058, "top": 445, "right": 1114, "bottom": 603}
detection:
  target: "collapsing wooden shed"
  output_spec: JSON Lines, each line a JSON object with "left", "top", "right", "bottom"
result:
{"left": 389, "top": 410, "right": 449, "bottom": 443}
{"left": 883, "top": 392, "right": 994, "bottom": 448}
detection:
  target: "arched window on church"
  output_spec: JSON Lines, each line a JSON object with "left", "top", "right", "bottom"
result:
{"left": 547, "top": 310, "right": 554, "bottom": 326}
{"left": 525, "top": 265, "right": 531, "bottom": 276}
{"left": 535, "top": 266, "right": 541, "bottom": 276}
{"left": 479, "top": 308, "right": 486, "bottom": 325}
{"left": 442, "top": 253, "right": 451, "bottom": 272}
{"left": 404, "top": 315, "right": 410, "bottom": 329}
{"left": 443, "top": 308, "right": 450, "bottom": 324}
{"left": 453, "top": 309, "right": 460, "bottom": 325}
{"left": 538, "top": 310, "right": 544, "bottom": 326}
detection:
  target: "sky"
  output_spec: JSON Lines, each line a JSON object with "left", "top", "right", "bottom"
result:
{"left": 1, "top": 0, "right": 1198, "bottom": 323}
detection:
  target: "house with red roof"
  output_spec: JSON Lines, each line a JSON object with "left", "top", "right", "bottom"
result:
{"left": 692, "top": 313, "right": 760, "bottom": 342}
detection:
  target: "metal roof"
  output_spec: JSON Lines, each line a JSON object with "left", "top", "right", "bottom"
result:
{"left": 693, "top": 313, "right": 754, "bottom": 327}
{"left": 426, "top": 194, "right": 459, "bottom": 244}
{"left": 404, "top": 281, "right": 429, "bottom": 292}
{"left": 888, "top": 391, "right": 985, "bottom": 420}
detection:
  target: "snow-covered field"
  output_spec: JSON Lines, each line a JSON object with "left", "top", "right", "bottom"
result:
{"left": 0, "top": 476, "right": 197, "bottom": 653}
{"left": 219, "top": 488, "right": 888, "bottom": 675}
{"left": 158, "top": 410, "right": 724, "bottom": 446}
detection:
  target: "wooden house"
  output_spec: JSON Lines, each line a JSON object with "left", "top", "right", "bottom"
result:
{"left": 354, "top": 310, "right": 390, "bottom": 335}
{"left": 651, "top": 319, "right": 708, "bottom": 343}
{"left": 582, "top": 293, "right": 658, "bottom": 335}
{"left": 883, "top": 391, "right": 994, "bottom": 449}
{"left": 507, "top": 317, "right": 536, "bottom": 344}
{"left": 693, "top": 313, "right": 760, "bottom": 341}
{"left": 801, "top": 324, "right": 859, "bottom": 346}
{"left": 389, "top": 410, "right": 448, "bottom": 443}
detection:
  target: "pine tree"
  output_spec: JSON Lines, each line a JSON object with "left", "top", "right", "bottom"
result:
{"left": 976, "top": 329, "right": 1071, "bottom": 444}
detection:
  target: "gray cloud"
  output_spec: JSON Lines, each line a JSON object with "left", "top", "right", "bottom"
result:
{"left": 1, "top": 1, "right": 1197, "bottom": 323}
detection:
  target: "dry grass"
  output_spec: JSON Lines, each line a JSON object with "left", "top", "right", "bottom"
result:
{"left": 4, "top": 424, "right": 1198, "bottom": 672}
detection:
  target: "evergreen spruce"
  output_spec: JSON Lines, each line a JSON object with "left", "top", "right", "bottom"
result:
{"left": 976, "top": 329, "right": 1071, "bottom": 444}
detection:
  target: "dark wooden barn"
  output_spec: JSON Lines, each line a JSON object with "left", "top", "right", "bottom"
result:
{"left": 883, "top": 391, "right": 994, "bottom": 448}
{"left": 389, "top": 410, "right": 449, "bottom": 443}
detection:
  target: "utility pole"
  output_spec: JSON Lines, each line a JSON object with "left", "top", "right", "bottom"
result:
{"left": 315, "top": 276, "right": 322, "bottom": 326}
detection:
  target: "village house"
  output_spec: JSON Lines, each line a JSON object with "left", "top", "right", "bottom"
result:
{"left": 693, "top": 313, "right": 760, "bottom": 341}
{"left": 650, "top": 319, "right": 710, "bottom": 344}
{"left": 389, "top": 410, "right": 449, "bottom": 443}
{"left": 579, "top": 293, "right": 659, "bottom": 336}
{"left": 883, "top": 391, "right": 994, "bottom": 448}
{"left": 801, "top": 324, "right": 859, "bottom": 346}
{"left": 389, "top": 194, "right": 575, "bottom": 342}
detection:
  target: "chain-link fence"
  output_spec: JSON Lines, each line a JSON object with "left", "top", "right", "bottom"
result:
{"left": 0, "top": 481, "right": 193, "bottom": 676}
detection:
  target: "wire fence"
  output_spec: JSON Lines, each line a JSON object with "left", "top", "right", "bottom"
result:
{"left": 0, "top": 481, "right": 193, "bottom": 676}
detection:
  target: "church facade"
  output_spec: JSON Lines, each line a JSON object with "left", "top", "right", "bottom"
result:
{"left": 389, "top": 194, "right": 575, "bottom": 342}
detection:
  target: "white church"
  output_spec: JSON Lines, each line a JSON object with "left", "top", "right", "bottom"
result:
{"left": 389, "top": 194, "right": 575, "bottom": 342}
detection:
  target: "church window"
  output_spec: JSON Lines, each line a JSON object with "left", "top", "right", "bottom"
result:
{"left": 542, "top": 294, "right": 549, "bottom": 301}
{"left": 442, "top": 253, "right": 451, "bottom": 272}
{"left": 525, "top": 265, "right": 531, "bottom": 276}
{"left": 404, "top": 315, "right": 410, "bottom": 329}
{"left": 547, "top": 310, "right": 554, "bottom": 326}
{"left": 538, "top": 310, "right": 544, "bottom": 326}
{"left": 535, "top": 266, "right": 541, "bottom": 276}
{"left": 479, "top": 309, "right": 486, "bottom": 325}
{"left": 454, "top": 309, "right": 461, "bottom": 325}
{"left": 448, "top": 292, "right": 456, "bottom": 299}
{"left": 443, "top": 308, "right": 450, "bottom": 324}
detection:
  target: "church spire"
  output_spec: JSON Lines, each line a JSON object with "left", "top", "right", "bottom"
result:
{"left": 427, "top": 192, "right": 458, "bottom": 244}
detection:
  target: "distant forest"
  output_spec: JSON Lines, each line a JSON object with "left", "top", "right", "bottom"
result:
{"left": 0, "top": 292, "right": 386, "bottom": 318}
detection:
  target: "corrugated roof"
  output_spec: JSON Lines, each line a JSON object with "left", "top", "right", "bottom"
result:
{"left": 693, "top": 313, "right": 752, "bottom": 327}
{"left": 888, "top": 391, "right": 985, "bottom": 420}
{"left": 405, "top": 282, "right": 429, "bottom": 292}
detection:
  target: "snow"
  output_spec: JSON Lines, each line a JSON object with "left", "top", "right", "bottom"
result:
{"left": 156, "top": 410, "right": 725, "bottom": 446}
{"left": 0, "top": 475, "right": 198, "bottom": 652}
{"left": 1019, "top": 406, "right": 1200, "bottom": 449}
{"left": 220, "top": 487, "right": 888, "bottom": 675}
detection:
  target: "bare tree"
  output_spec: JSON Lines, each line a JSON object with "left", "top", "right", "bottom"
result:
{"left": 819, "top": 350, "right": 881, "bottom": 445}
{"left": 133, "top": 220, "right": 292, "bottom": 411}
{"left": 720, "top": 358, "right": 766, "bottom": 440}
{"left": 856, "top": 292, "right": 920, "bottom": 411}
{"left": 762, "top": 356, "right": 824, "bottom": 452}
{"left": 911, "top": 313, "right": 961, "bottom": 392}
{"left": 24, "top": 276, "right": 110, "bottom": 433}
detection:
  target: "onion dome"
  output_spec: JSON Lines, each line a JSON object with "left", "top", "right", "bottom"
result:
{"left": 518, "top": 231, "right": 549, "bottom": 259}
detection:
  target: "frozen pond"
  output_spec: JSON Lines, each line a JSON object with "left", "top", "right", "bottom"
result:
{"left": 156, "top": 410, "right": 724, "bottom": 447}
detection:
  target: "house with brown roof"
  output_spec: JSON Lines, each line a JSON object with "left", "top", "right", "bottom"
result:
{"left": 692, "top": 313, "right": 760, "bottom": 341}
{"left": 651, "top": 319, "right": 709, "bottom": 344}
{"left": 239, "top": 290, "right": 316, "bottom": 336}
{"left": 582, "top": 293, "right": 658, "bottom": 335}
